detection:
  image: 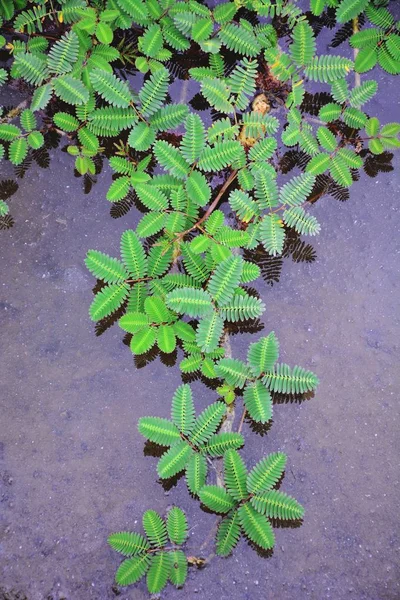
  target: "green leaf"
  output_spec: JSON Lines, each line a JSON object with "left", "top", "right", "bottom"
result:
{"left": 243, "top": 381, "right": 273, "bottom": 424}
{"left": 108, "top": 532, "right": 150, "bottom": 556}
{"left": 90, "top": 69, "right": 132, "bottom": 107}
{"left": 138, "top": 416, "right": 181, "bottom": 446}
{"left": 259, "top": 214, "right": 285, "bottom": 256}
{"left": 354, "top": 47, "right": 377, "bottom": 73}
{"left": 14, "top": 53, "right": 48, "bottom": 86}
{"left": 238, "top": 503, "right": 275, "bottom": 549}
{"left": 158, "top": 325, "right": 176, "bottom": 353}
{"left": 186, "top": 452, "right": 207, "bottom": 495}
{"left": 119, "top": 312, "right": 149, "bottom": 334}
{"left": 54, "top": 112, "right": 79, "bottom": 132}
{"left": 263, "top": 363, "right": 319, "bottom": 394}
{"left": 169, "top": 550, "right": 188, "bottom": 587}
{"left": 115, "top": 554, "right": 151, "bottom": 586}
{"left": 305, "top": 55, "right": 353, "bottom": 83}
{"left": 219, "top": 22, "right": 261, "bottom": 57}
{"left": 204, "top": 432, "right": 244, "bottom": 457}
{"left": 198, "top": 485, "right": 236, "bottom": 513}
{"left": 167, "top": 507, "right": 188, "bottom": 545}
{"left": 289, "top": 21, "right": 316, "bottom": 66}
{"left": 27, "top": 131, "right": 44, "bottom": 149}
{"left": 247, "top": 332, "right": 279, "bottom": 376}
{"left": 53, "top": 75, "right": 90, "bottom": 105}
{"left": 223, "top": 449, "right": 248, "bottom": 501}
{"left": 207, "top": 255, "right": 243, "bottom": 307}
{"left": 189, "top": 402, "right": 226, "bottom": 446}
{"left": 139, "top": 67, "right": 169, "bottom": 117}
{"left": 247, "top": 452, "right": 287, "bottom": 494}
{"left": 153, "top": 140, "right": 190, "bottom": 179}
{"left": 336, "top": 0, "right": 369, "bottom": 23}
{"left": 215, "top": 358, "right": 251, "bottom": 389}
{"left": 219, "top": 294, "right": 265, "bottom": 322}
{"left": 198, "top": 141, "right": 243, "bottom": 172}
{"left": 306, "top": 153, "right": 330, "bottom": 175}
{"left": 251, "top": 490, "right": 304, "bottom": 520}
{"left": 130, "top": 326, "right": 158, "bottom": 354}
{"left": 140, "top": 23, "right": 163, "bottom": 58}
{"left": 143, "top": 510, "right": 168, "bottom": 547}
{"left": 150, "top": 104, "right": 189, "bottom": 132}
{"left": 216, "top": 511, "right": 241, "bottom": 556}
{"left": 166, "top": 287, "right": 213, "bottom": 318}
{"left": 147, "top": 553, "right": 171, "bottom": 594}
{"left": 120, "top": 229, "right": 147, "bottom": 279}
{"left": 106, "top": 176, "right": 131, "bottom": 202}
{"left": 283, "top": 207, "right": 320, "bottom": 236}
{"left": 171, "top": 384, "right": 195, "bottom": 435}
{"left": 85, "top": 250, "right": 128, "bottom": 283}
{"left": 181, "top": 114, "right": 206, "bottom": 164}
{"left": 9, "top": 138, "right": 28, "bottom": 165}
{"left": 196, "top": 312, "right": 224, "bottom": 353}
{"left": 89, "top": 283, "right": 129, "bottom": 321}
{"left": 31, "top": 83, "right": 52, "bottom": 111}
{"left": 47, "top": 30, "right": 79, "bottom": 74}
{"left": 136, "top": 212, "right": 165, "bottom": 237}
{"left": 157, "top": 440, "right": 192, "bottom": 479}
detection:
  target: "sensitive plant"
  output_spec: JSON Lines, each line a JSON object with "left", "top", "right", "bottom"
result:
{"left": 1, "top": 0, "right": 399, "bottom": 595}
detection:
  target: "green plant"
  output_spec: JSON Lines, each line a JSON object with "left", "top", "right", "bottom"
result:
{"left": 1, "top": 0, "right": 399, "bottom": 595}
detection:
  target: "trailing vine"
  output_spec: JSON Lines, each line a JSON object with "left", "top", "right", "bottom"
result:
{"left": 1, "top": 0, "right": 399, "bottom": 595}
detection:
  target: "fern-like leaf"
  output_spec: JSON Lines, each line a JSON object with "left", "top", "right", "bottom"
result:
{"left": 89, "top": 283, "right": 129, "bottom": 321}
{"left": 243, "top": 381, "right": 273, "bottom": 424}
{"left": 238, "top": 503, "right": 275, "bottom": 549}
{"left": 247, "top": 332, "right": 279, "bottom": 376}
{"left": 186, "top": 452, "right": 207, "bottom": 495}
{"left": 283, "top": 207, "right": 321, "bottom": 236}
{"left": 197, "top": 141, "right": 243, "bottom": 172}
{"left": 207, "top": 255, "right": 243, "bottom": 307}
{"left": 223, "top": 449, "right": 248, "bottom": 501}
{"left": 138, "top": 416, "right": 181, "bottom": 447}
{"left": 47, "top": 30, "right": 79, "bottom": 74}
{"left": 198, "top": 485, "right": 236, "bottom": 514}
{"left": 218, "top": 22, "right": 261, "bottom": 57}
{"left": 218, "top": 294, "right": 265, "bottom": 322}
{"left": 196, "top": 312, "right": 224, "bottom": 353}
{"left": 263, "top": 363, "right": 319, "bottom": 394}
{"left": 85, "top": 250, "right": 128, "bottom": 283}
{"left": 169, "top": 550, "right": 187, "bottom": 587}
{"left": 290, "top": 21, "right": 316, "bottom": 66}
{"left": 167, "top": 507, "right": 187, "bottom": 545}
{"left": 143, "top": 510, "right": 168, "bottom": 548}
{"left": 139, "top": 67, "right": 169, "bottom": 117}
{"left": 157, "top": 441, "right": 193, "bottom": 479}
{"left": 189, "top": 402, "right": 226, "bottom": 446}
{"left": 259, "top": 214, "right": 285, "bottom": 256}
{"left": 108, "top": 532, "right": 150, "bottom": 557}
{"left": 246, "top": 452, "right": 287, "bottom": 494}
{"left": 203, "top": 433, "right": 244, "bottom": 458}
{"left": 251, "top": 490, "right": 304, "bottom": 520}
{"left": 181, "top": 114, "right": 206, "bottom": 164}
{"left": 89, "top": 69, "right": 132, "bottom": 107}
{"left": 166, "top": 287, "right": 213, "bottom": 318}
{"left": 171, "top": 384, "right": 195, "bottom": 435}
{"left": 147, "top": 553, "right": 171, "bottom": 594}
{"left": 215, "top": 358, "right": 251, "bottom": 389}
{"left": 216, "top": 511, "right": 241, "bottom": 556}
{"left": 115, "top": 554, "right": 151, "bottom": 586}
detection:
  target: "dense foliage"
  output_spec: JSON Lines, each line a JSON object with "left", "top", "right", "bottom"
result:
{"left": 1, "top": 0, "right": 399, "bottom": 595}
